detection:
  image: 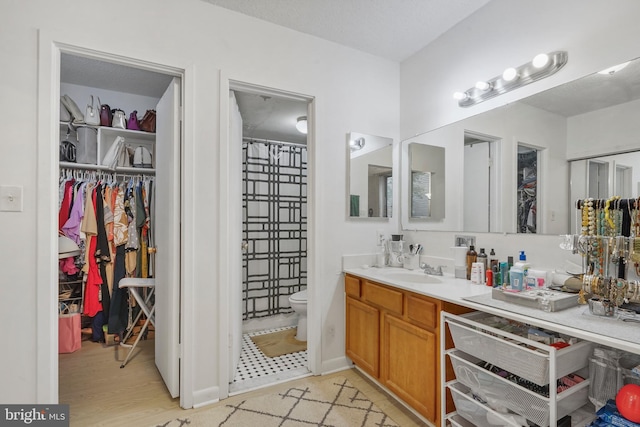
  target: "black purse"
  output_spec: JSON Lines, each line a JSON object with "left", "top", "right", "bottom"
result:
{"left": 60, "top": 140, "right": 76, "bottom": 162}
{"left": 60, "top": 124, "right": 76, "bottom": 162}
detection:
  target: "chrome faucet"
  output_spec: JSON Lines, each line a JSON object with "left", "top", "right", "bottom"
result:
{"left": 420, "top": 263, "right": 444, "bottom": 276}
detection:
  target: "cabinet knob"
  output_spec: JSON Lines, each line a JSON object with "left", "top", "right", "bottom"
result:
{"left": 148, "top": 247, "right": 157, "bottom": 254}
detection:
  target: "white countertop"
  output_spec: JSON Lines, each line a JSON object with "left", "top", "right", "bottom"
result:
{"left": 344, "top": 266, "right": 640, "bottom": 355}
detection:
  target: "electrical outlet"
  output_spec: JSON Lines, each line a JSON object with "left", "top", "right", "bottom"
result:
{"left": 455, "top": 235, "right": 476, "bottom": 248}
{"left": 376, "top": 230, "right": 384, "bottom": 246}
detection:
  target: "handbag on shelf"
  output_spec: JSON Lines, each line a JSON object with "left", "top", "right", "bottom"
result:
{"left": 59, "top": 124, "right": 76, "bottom": 162}
{"left": 112, "top": 109, "right": 126, "bottom": 129}
{"left": 127, "top": 110, "right": 140, "bottom": 131}
{"left": 99, "top": 99, "right": 112, "bottom": 127}
{"left": 102, "top": 136, "right": 125, "bottom": 169}
{"left": 84, "top": 95, "right": 101, "bottom": 126}
{"left": 139, "top": 109, "right": 156, "bottom": 133}
{"left": 58, "top": 302, "right": 81, "bottom": 354}
{"left": 60, "top": 100, "right": 72, "bottom": 122}
{"left": 60, "top": 94, "right": 84, "bottom": 124}
{"left": 133, "top": 146, "right": 153, "bottom": 168}
{"left": 60, "top": 140, "right": 76, "bottom": 163}
{"left": 117, "top": 144, "right": 134, "bottom": 168}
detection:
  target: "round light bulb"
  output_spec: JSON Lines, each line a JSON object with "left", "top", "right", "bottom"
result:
{"left": 453, "top": 91, "right": 468, "bottom": 101}
{"left": 502, "top": 67, "right": 518, "bottom": 82}
{"left": 532, "top": 53, "right": 550, "bottom": 68}
{"left": 475, "top": 81, "right": 491, "bottom": 91}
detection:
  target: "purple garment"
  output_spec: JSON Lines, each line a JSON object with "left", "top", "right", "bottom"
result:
{"left": 62, "top": 182, "right": 86, "bottom": 245}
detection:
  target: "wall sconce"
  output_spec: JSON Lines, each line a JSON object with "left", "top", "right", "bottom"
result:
{"left": 349, "top": 137, "right": 365, "bottom": 151}
{"left": 296, "top": 116, "right": 308, "bottom": 134}
{"left": 453, "top": 51, "right": 568, "bottom": 107}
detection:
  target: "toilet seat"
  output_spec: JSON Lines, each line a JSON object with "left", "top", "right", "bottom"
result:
{"left": 289, "top": 289, "right": 307, "bottom": 302}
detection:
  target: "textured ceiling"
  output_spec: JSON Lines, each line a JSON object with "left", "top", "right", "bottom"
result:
{"left": 202, "top": 0, "right": 492, "bottom": 62}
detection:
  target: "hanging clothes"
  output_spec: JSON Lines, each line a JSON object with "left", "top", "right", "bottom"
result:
{"left": 58, "top": 169, "right": 155, "bottom": 336}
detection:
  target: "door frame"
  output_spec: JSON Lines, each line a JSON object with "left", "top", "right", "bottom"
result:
{"left": 217, "top": 76, "right": 318, "bottom": 399}
{"left": 36, "top": 30, "right": 194, "bottom": 407}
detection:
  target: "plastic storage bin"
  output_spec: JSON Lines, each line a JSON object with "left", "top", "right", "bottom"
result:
{"left": 446, "top": 312, "right": 593, "bottom": 385}
{"left": 449, "top": 349, "right": 590, "bottom": 426}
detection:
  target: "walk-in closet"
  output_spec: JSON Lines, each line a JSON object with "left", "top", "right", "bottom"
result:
{"left": 57, "top": 51, "right": 182, "bottom": 409}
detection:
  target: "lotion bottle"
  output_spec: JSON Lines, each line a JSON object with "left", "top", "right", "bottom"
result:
{"left": 514, "top": 251, "right": 530, "bottom": 277}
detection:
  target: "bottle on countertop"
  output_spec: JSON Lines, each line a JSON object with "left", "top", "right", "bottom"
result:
{"left": 489, "top": 248, "right": 498, "bottom": 270}
{"left": 466, "top": 245, "right": 477, "bottom": 280}
{"left": 478, "top": 249, "right": 488, "bottom": 284}
{"left": 514, "top": 251, "right": 530, "bottom": 276}
{"left": 477, "top": 248, "right": 488, "bottom": 275}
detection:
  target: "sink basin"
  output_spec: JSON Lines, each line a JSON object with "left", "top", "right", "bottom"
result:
{"left": 376, "top": 269, "right": 441, "bottom": 284}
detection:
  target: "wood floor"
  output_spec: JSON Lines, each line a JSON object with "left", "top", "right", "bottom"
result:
{"left": 59, "top": 339, "right": 425, "bottom": 426}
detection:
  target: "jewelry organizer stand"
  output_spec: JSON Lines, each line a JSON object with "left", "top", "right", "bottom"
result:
{"left": 567, "top": 198, "right": 640, "bottom": 309}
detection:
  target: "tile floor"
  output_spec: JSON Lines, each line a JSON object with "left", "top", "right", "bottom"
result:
{"left": 229, "top": 326, "right": 310, "bottom": 394}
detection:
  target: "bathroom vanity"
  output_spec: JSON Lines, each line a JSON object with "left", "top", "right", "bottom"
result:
{"left": 343, "top": 266, "right": 640, "bottom": 427}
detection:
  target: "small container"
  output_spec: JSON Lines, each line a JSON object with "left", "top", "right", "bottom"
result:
{"left": 471, "top": 262, "right": 484, "bottom": 284}
{"left": 510, "top": 267, "right": 525, "bottom": 291}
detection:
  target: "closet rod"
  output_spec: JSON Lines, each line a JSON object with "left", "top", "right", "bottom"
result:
{"left": 59, "top": 162, "right": 155, "bottom": 175}
{"left": 242, "top": 137, "right": 307, "bottom": 148}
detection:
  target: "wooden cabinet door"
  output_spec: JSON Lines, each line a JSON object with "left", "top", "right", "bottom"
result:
{"left": 346, "top": 296, "right": 380, "bottom": 377}
{"left": 382, "top": 313, "right": 437, "bottom": 422}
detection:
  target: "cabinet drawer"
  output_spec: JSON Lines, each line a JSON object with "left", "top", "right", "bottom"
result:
{"left": 362, "top": 281, "right": 403, "bottom": 315}
{"left": 406, "top": 293, "right": 438, "bottom": 329}
{"left": 345, "top": 275, "right": 361, "bottom": 298}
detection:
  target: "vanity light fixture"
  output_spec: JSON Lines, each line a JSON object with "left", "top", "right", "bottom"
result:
{"left": 502, "top": 67, "right": 518, "bottom": 82}
{"left": 454, "top": 51, "right": 568, "bottom": 107}
{"left": 598, "top": 61, "right": 630, "bottom": 75}
{"left": 349, "top": 137, "right": 365, "bottom": 151}
{"left": 296, "top": 116, "right": 308, "bottom": 134}
{"left": 475, "top": 81, "right": 491, "bottom": 91}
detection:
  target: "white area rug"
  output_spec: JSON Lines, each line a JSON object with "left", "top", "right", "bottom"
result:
{"left": 153, "top": 376, "right": 399, "bottom": 426}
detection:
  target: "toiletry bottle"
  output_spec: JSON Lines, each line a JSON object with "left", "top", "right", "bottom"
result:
{"left": 493, "top": 264, "right": 501, "bottom": 287}
{"left": 506, "top": 256, "right": 514, "bottom": 285}
{"left": 477, "top": 248, "right": 488, "bottom": 278}
{"left": 489, "top": 248, "right": 498, "bottom": 270}
{"left": 466, "top": 245, "right": 477, "bottom": 280}
{"left": 514, "top": 251, "right": 530, "bottom": 277}
{"left": 486, "top": 269, "right": 493, "bottom": 287}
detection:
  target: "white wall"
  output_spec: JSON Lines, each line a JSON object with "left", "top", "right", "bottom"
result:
{"left": 400, "top": 0, "right": 640, "bottom": 270}
{"left": 0, "top": 0, "right": 399, "bottom": 406}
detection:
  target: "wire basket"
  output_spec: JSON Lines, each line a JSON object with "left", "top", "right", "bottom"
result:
{"left": 449, "top": 350, "right": 589, "bottom": 427}
{"left": 447, "top": 313, "right": 593, "bottom": 385}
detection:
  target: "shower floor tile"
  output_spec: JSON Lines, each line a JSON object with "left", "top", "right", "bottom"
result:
{"left": 230, "top": 326, "right": 309, "bottom": 394}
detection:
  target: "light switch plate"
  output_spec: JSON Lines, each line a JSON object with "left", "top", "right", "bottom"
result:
{"left": 0, "top": 186, "right": 24, "bottom": 212}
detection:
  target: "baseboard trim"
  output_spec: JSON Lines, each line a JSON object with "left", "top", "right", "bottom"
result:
{"left": 320, "top": 356, "right": 351, "bottom": 375}
{"left": 192, "top": 386, "right": 220, "bottom": 408}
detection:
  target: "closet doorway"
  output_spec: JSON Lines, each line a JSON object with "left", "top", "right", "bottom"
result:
{"left": 226, "top": 82, "right": 315, "bottom": 395}
{"left": 53, "top": 47, "right": 183, "bottom": 407}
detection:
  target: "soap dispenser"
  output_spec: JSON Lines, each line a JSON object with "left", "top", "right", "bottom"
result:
{"left": 514, "top": 251, "right": 530, "bottom": 276}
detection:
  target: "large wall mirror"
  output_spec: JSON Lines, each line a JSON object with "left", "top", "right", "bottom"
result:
{"left": 347, "top": 132, "right": 393, "bottom": 219}
{"left": 401, "top": 56, "right": 640, "bottom": 235}
{"left": 401, "top": 142, "right": 445, "bottom": 222}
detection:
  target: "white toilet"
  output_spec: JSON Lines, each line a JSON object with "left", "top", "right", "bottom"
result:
{"left": 288, "top": 289, "right": 308, "bottom": 341}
